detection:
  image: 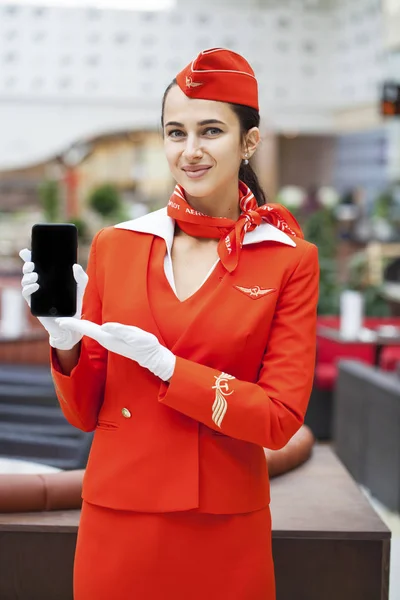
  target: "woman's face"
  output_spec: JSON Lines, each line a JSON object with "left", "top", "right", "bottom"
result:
{"left": 163, "top": 85, "right": 250, "bottom": 199}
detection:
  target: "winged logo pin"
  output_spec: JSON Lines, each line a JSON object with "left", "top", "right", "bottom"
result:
{"left": 186, "top": 76, "right": 203, "bottom": 88}
{"left": 234, "top": 285, "right": 276, "bottom": 300}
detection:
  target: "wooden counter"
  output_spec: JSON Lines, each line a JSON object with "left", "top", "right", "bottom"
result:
{"left": 0, "top": 445, "right": 391, "bottom": 600}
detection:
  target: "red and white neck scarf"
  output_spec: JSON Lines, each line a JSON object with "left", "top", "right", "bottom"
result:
{"left": 167, "top": 180, "right": 303, "bottom": 273}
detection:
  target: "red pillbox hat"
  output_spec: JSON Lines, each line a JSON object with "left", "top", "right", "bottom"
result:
{"left": 176, "top": 48, "right": 259, "bottom": 111}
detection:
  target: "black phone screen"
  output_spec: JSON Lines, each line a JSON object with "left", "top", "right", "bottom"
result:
{"left": 30, "top": 223, "right": 78, "bottom": 317}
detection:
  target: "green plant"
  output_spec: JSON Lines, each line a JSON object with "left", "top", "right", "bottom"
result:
{"left": 346, "top": 251, "right": 390, "bottom": 316}
{"left": 372, "top": 190, "right": 394, "bottom": 219}
{"left": 302, "top": 207, "right": 340, "bottom": 314}
{"left": 346, "top": 251, "right": 368, "bottom": 290}
{"left": 316, "top": 257, "right": 342, "bottom": 315}
{"left": 38, "top": 179, "right": 60, "bottom": 222}
{"left": 362, "top": 286, "right": 390, "bottom": 317}
{"left": 110, "top": 203, "right": 131, "bottom": 223}
{"left": 88, "top": 184, "right": 122, "bottom": 218}
{"left": 303, "top": 204, "right": 391, "bottom": 316}
{"left": 67, "top": 217, "right": 89, "bottom": 242}
{"left": 303, "top": 207, "right": 336, "bottom": 259}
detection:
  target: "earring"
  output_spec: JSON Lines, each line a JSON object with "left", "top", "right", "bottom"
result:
{"left": 243, "top": 153, "right": 249, "bottom": 166}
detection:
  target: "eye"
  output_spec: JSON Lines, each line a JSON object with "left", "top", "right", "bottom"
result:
{"left": 203, "top": 127, "right": 223, "bottom": 136}
{"left": 167, "top": 129, "right": 185, "bottom": 139}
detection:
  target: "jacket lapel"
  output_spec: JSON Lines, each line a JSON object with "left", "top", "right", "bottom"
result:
{"left": 114, "top": 208, "right": 297, "bottom": 358}
{"left": 115, "top": 207, "right": 296, "bottom": 251}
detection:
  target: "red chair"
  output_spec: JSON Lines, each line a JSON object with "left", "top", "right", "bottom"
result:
{"left": 314, "top": 335, "right": 375, "bottom": 391}
{"left": 379, "top": 346, "right": 400, "bottom": 371}
{"left": 306, "top": 317, "right": 376, "bottom": 439}
{"left": 306, "top": 316, "right": 400, "bottom": 439}
{"left": 315, "top": 315, "right": 400, "bottom": 389}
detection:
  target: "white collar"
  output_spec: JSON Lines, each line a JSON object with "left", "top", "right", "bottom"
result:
{"left": 114, "top": 207, "right": 296, "bottom": 249}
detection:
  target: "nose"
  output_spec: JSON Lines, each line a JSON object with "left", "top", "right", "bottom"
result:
{"left": 182, "top": 134, "right": 203, "bottom": 160}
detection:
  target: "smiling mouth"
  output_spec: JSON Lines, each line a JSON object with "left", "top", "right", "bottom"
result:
{"left": 182, "top": 167, "right": 212, "bottom": 179}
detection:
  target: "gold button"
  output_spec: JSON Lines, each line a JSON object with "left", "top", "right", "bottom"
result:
{"left": 121, "top": 408, "right": 131, "bottom": 419}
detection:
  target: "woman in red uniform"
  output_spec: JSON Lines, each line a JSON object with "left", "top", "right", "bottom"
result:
{"left": 20, "top": 48, "right": 319, "bottom": 600}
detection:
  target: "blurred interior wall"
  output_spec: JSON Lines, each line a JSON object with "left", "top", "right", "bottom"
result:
{"left": 382, "top": 0, "right": 400, "bottom": 51}
{"left": 1, "top": 0, "right": 383, "bottom": 171}
{"left": 278, "top": 135, "right": 336, "bottom": 190}
{"left": 253, "top": 130, "right": 278, "bottom": 200}
{"left": 333, "top": 128, "right": 388, "bottom": 205}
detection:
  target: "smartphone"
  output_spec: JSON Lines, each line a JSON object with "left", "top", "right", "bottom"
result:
{"left": 30, "top": 223, "right": 78, "bottom": 317}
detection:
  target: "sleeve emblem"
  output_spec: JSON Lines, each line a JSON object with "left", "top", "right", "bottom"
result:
{"left": 212, "top": 372, "right": 235, "bottom": 428}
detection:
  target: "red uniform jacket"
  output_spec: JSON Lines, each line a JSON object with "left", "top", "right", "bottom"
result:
{"left": 51, "top": 207, "right": 319, "bottom": 514}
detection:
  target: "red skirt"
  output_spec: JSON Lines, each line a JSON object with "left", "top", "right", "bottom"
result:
{"left": 74, "top": 501, "right": 276, "bottom": 600}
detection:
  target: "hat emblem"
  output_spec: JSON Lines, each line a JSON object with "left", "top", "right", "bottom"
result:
{"left": 186, "top": 76, "right": 203, "bottom": 89}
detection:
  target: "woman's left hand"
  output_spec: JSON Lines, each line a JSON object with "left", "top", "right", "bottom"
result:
{"left": 55, "top": 318, "right": 175, "bottom": 382}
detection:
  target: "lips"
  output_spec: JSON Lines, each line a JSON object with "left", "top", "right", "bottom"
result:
{"left": 182, "top": 165, "right": 212, "bottom": 172}
{"left": 182, "top": 165, "right": 212, "bottom": 179}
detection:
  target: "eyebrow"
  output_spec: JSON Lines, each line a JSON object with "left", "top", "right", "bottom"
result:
{"left": 164, "top": 119, "right": 226, "bottom": 128}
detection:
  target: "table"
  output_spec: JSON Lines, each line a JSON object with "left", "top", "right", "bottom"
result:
{"left": 270, "top": 445, "right": 391, "bottom": 599}
{"left": 318, "top": 324, "right": 400, "bottom": 365}
{"left": 0, "top": 457, "right": 61, "bottom": 475}
{"left": 0, "top": 446, "right": 391, "bottom": 600}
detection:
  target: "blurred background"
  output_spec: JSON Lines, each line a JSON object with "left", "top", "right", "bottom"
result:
{"left": 1, "top": 0, "right": 400, "bottom": 327}
{"left": 1, "top": 0, "right": 400, "bottom": 596}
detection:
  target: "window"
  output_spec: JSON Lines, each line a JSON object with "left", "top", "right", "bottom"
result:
{"left": 4, "top": 77, "right": 16, "bottom": 88}
{"left": 5, "top": 30, "right": 17, "bottom": 41}
{"left": 4, "top": 52, "right": 17, "bottom": 63}
{"left": 87, "top": 55, "right": 100, "bottom": 67}
{"left": 140, "top": 12, "right": 156, "bottom": 22}
{"left": 302, "top": 65, "right": 315, "bottom": 76}
{"left": 196, "top": 38, "right": 211, "bottom": 49}
{"left": 278, "top": 17, "right": 291, "bottom": 28}
{"left": 85, "top": 80, "right": 99, "bottom": 91}
{"left": 166, "top": 58, "right": 181, "bottom": 70}
{"left": 3, "top": 5, "right": 19, "bottom": 16}
{"left": 276, "top": 41, "right": 289, "bottom": 52}
{"left": 356, "top": 33, "right": 369, "bottom": 45}
{"left": 87, "top": 9, "right": 102, "bottom": 20}
{"left": 140, "top": 56, "right": 156, "bottom": 69}
{"left": 59, "top": 77, "right": 72, "bottom": 89}
{"left": 168, "top": 13, "right": 182, "bottom": 24}
{"left": 115, "top": 32, "right": 130, "bottom": 44}
{"left": 60, "top": 55, "right": 73, "bottom": 67}
{"left": 196, "top": 14, "right": 210, "bottom": 24}
{"left": 275, "top": 87, "right": 287, "bottom": 97}
{"left": 32, "top": 31, "right": 46, "bottom": 42}
{"left": 303, "top": 41, "right": 315, "bottom": 53}
{"left": 223, "top": 38, "right": 236, "bottom": 49}
{"left": 141, "top": 35, "right": 156, "bottom": 46}
{"left": 33, "top": 7, "right": 47, "bottom": 17}
{"left": 142, "top": 82, "right": 153, "bottom": 94}
{"left": 88, "top": 32, "right": 101, "bottom": 44}
{"left": 31, "top": 77, "right": 44, "bottom": 89}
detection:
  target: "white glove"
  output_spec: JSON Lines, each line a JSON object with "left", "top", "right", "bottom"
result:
{"left": 19, "top": 248, "right": 88, "bottom": 351}
{"left": 56, "top": 319, "right": 176, "bottom": 381}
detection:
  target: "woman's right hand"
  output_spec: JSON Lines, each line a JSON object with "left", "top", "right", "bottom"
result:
{"left": 19, "top": 248, "right": 89, "bottom": 351}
